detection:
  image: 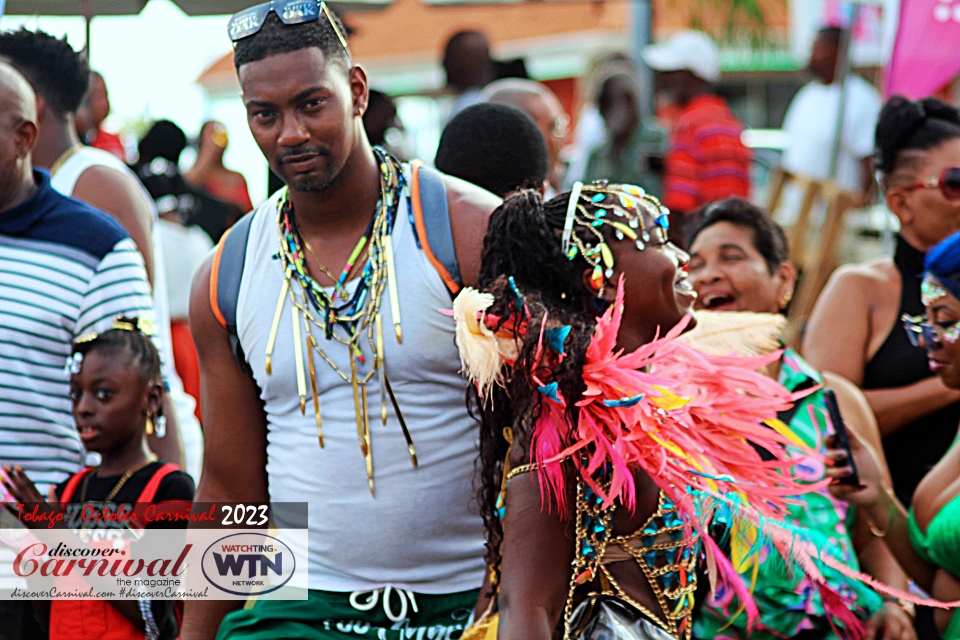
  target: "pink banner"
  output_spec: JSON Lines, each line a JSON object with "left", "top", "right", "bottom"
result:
{"left": 887, "top": 0, "right": 960, "bottom": 98}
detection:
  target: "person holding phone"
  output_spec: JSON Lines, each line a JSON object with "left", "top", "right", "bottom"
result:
{"left": 829, "top": 229, "right": 960, "bottom": 639}
{"left": 804, "top": 96, "right": 960, "bottom": 510}
{"left": 687, "top": 198, "right": 915, "bottom": 640}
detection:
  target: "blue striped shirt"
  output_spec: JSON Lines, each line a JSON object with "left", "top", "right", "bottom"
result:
{"left": 0, "top": 170, "right": 158, "bottom": 491}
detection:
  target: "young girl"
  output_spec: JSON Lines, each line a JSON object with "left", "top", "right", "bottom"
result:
{"left": 3, "top": 316, "right": 194, "bottom": 640}
{"left": 455, "top": 185, "right": 870, "bottom": 640}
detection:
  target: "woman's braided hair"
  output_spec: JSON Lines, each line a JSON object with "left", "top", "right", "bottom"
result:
{"left": 469, "top": 188, "right": 610, "bottom": 588}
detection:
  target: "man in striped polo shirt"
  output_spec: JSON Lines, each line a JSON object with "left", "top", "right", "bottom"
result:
{"left": 0, "top": 63, "right": 165, "bottom": 638}
{"left": 642, "top": 30, "right": 752, "bottom": 248}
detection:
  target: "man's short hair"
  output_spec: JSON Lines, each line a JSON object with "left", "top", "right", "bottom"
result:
{"left": 435, "top": 103, "right": 548, "bottom": 197}
{"left": 233, "top": 10, "right": 351, "bottom": 70}
{"left": 0, "top": 28, "right": 89, "bottom": 118}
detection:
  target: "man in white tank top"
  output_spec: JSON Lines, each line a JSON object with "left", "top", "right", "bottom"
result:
{"left": 0, "top": 28, "right": 203, "bottom": 478}
{"left": 183, "top": 5, "right": 499, "bottom": 640}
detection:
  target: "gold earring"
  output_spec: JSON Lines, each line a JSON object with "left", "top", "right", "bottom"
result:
{"left": 145, "top": 413, "right": 155, "bottom": 436}
{"left": 780, "top": 291, "right": 794, "bottom": 308}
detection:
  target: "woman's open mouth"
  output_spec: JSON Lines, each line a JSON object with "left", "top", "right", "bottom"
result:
{"left": 699, "top": 292, "right": 737, "bottom": 310}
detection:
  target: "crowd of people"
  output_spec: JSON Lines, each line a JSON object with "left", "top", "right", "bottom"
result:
{"left": 1, "top": 3, "right": 960, "bottom": 640}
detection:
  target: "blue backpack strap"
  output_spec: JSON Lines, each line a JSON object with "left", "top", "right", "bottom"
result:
{"left": 410, "top": 161, "right": 462, "bottom": 294}
{"left": 210, "top": 211, "right": 255, "bottom": 369}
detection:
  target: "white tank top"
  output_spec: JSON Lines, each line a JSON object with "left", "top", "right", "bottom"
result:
{"left": 50, "top": 147, "right": 204, "bottom": 480}
{"left": 237, "top": 181, "right": 485, "bottom": 593}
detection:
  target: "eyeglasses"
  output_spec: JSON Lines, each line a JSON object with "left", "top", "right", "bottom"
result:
{"left": 902, "top": 313, "right": 960, "bottom": 350}
{"left": 902, "top": 167, "right": 960, "bottom": 201}
{"left": 228, "top": 0, "right": 348, "bottom": 52}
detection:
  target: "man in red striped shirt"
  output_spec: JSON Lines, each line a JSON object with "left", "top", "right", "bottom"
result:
{"left": 643, "top": 31, "right": 751, "bottom": 247}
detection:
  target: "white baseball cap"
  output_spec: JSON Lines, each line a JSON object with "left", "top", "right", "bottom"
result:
{"left": 641, "top": 30, "right": 721, "bottom": 84}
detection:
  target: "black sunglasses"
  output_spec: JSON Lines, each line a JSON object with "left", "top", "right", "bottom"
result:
{"left": 228, "top": 0, "right": 348, "bottom": 51}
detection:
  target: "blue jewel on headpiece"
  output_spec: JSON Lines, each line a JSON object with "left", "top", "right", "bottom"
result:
{"left": 546, "top": 325, "right": 571, "bottom": 354}
{"left": 508, "top": 276, "right": 524, "bottom": 306}
{"left": 655, "top": 213, "right": 670, "bottom": 230}
{"left": 537, "top": 382, "right": 561, "bottom": 403}
{"left": 591, "top": 193, "right": 605, "bottom": 203}
{"left": 602, "top": 394, "right": 645, "bottom": 408}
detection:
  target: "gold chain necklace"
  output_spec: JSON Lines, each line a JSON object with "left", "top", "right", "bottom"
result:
{"left": 80, "top": 454, "right": 158, "bottom": 504}
{"left": 268, "top": 150, "right": 413, "bottom": 496}
{"left": 299, "top": 236, "right": 355, "bottom": 299}
{"left": 49, "top": 143, "right": 84, "bottom": 177}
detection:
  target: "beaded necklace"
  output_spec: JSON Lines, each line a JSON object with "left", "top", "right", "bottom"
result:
{"left": 268, "top": 148, "right": 413, "bottom": 495}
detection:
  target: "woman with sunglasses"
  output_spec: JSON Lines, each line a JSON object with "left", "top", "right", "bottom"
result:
{"left": 828, "top": 229, "right": 960, "bottom": 639}
{"left": 804, "top": 96, "right": 960, "bottom": 510}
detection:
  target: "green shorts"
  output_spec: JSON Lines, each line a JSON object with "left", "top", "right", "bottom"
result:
{"left": 216, "top": 587, "right": 480, "bottom": 640}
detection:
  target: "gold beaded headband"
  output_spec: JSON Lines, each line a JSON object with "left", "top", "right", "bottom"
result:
{"left": 73, "top": 316, "right": 158, "bottom": 346}
{"left": 68, "top": 316, "right": 158, "bottom": 375}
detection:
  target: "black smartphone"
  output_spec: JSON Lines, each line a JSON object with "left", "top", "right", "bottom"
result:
{"left": 822, "top": 388, "right": 860, "bottom": 486}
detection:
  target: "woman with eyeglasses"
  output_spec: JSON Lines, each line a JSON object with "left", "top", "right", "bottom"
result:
{"left": 804, "top": 96, "right": 960, "bottom": 510}
{"left": 828, "top": 229, "right": 960, "bottom": 639}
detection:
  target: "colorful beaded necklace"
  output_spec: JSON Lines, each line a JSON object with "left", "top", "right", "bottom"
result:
{"left": 267, "top": 148, "right": 414, "bottom": 495}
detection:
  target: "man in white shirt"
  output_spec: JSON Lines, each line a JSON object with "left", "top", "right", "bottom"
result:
{"left": 779, "top": 26, "right": 882, "bottom": 221}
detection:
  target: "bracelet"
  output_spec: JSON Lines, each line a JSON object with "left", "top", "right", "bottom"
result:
{"left": 883, "top": 596, "right": 916, "bottom": 620}
{"left": 866, "top": 485, "right": 898, "bottom": 538}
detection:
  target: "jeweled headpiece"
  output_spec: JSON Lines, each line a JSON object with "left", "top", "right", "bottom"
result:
{"left": 562, "top": 181, "right": 671, "bottom": 289}
{"left": 924, "top": 229, "right": 960, "bottom": 306}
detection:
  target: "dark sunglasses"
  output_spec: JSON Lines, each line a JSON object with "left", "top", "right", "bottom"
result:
{"left": 228, "top": 0, "right": 348, "bottom": 51}
{"left": 902, "top": 166, "right": 960, "bottom": 201}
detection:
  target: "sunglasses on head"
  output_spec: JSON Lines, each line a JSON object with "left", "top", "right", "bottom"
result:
{"left": 228, "top": 0, "right": 348, "bottom": 51}
{"left": 902, "top": 166, "right": 960, "bottom": 201}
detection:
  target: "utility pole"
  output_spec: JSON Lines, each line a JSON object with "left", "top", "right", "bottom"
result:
{"left": 632, "top": 0, "right": 654, "bottom": 117}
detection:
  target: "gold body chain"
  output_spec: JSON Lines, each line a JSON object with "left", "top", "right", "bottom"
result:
{"left": 563, "top": 483, "right": 697, "bottom": 640}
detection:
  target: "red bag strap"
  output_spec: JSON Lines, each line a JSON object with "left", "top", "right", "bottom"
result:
{"left": 135, "top": 463, "right": 181, "bottom": 504}
{"left": 59, "top": 467, "right": 95, "bottom": 504}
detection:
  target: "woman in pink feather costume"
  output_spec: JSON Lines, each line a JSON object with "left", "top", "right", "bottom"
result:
{"left": 455, "top": 184, "right": 853, "bottom": 640}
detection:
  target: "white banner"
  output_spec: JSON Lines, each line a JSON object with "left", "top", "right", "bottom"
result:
{"left": 0, "top": 526, "right": 308, "bottom": 600}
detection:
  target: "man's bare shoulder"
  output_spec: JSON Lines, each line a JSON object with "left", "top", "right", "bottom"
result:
{"left": 75, "top": 164, "right": 152, "bottom": 209}
{"left": 441, "top": 172, "right": 501, "bottom": 223}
